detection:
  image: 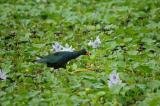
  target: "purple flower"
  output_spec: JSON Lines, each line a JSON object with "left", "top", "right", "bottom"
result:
{"left": 52, "top": 42, "right": 63, "bottom": 52}
{"left": 88, "top": 36, "right": 101, "bottom": 48}
{"left": 0, "top": 69, "right": 7, "bottom": 80}
{"left": 108, "top": 71, "right": 122, "bottom": 88}
{"left": 52, "top": 42, "right": 75, "bottom": 52}
{"left": 61, "top": 44, "right": 75, "bottom": 52}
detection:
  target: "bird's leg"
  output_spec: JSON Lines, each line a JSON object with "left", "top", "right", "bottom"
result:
{"left": 62, "top": 64, "right": 66, "bottom": 69}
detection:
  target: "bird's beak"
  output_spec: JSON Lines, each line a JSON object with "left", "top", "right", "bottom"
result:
{"left": 86, "top": 52, "right": 91, "bottom": 56}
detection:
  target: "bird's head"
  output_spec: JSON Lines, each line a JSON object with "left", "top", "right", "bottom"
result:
{"left": 80, "top": 49, "right": 91, "bottom": 56}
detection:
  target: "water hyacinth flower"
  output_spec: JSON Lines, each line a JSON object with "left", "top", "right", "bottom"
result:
{"left": 108, "top": 71, "right": 122, "bottom": 88}
{"left": 0, "top": 69, "right": 7, "bottom": 80}
{"left": 52, "top": 42, "right": 63, "bottom": 52}
{"left": 88, "top": 36, "right": 101, "bottom": 48}
{"left": 52, "top": 42, "right": 75, "bottom": 52}
{"left": 61, "top": 44, "right": 75, "bottom": 52}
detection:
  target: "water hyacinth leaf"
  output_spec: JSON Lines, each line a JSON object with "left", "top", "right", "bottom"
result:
{"left": 92, "top": 83, "right": 104, "bottom": 89}
{"left": 127, "top": 50, "right": 138, "bottom": 55}
{"left": 110, "top": 84, "right": 125, "bottom": 94}
{"left": 28, "top": 91, "right": 41, "bottom": 98}
{"left": 72, "top": 63, "right": 77, "bottom": 70}
{"left": 147, "top": 80, "right": 160, "bottom": 90}
{"left": 124, "top": 38, "right": 133, "bottom": 43}
{"left": 32, "top": 44, "right": 45, "bottom": 48}
{"left": 70, "top": 83, "right": 81, "bottom": 89}
{"left": 19, "top": 33, "right": 31, "bottom": 41}
{"left": 96, "top": 91, "right": 106, "bottom": 96}
{"left": 141, "top": 38, "right": 155, "bottom": 45}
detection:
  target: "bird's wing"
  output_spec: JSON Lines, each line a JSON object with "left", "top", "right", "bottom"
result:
{"left": 37, "top": 52, "right": 71, "bottom": 63}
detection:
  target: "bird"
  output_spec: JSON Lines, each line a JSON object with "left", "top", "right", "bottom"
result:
{"left": 34, "top": 49, "right": 91, "bottom": 69}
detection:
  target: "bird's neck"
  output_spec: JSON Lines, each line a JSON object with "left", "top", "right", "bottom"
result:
{"left": 70, "top": 51, "right": 82, "bottom": 59}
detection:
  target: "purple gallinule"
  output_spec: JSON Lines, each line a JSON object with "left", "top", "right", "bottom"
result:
{"left": 35, "top": 49, "right": 90, "bottom": 69}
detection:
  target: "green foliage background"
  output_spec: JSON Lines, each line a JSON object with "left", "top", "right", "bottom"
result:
{"left": 0, "top": 0, "right": 160, "bottom": 105}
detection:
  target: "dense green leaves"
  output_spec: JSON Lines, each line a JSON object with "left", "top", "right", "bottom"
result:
{"left": 0, "top": 0, "right": 160, "bottom": 105}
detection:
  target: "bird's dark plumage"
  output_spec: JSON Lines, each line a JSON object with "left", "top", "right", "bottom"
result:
{"left": 35, "top": 49, "right": 90, "bottom": 69}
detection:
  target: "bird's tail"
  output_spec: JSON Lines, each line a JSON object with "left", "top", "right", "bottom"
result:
{"left": 32, "top": 55, "right": 44, "bottom": 63}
